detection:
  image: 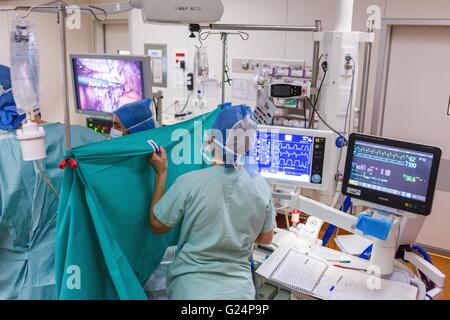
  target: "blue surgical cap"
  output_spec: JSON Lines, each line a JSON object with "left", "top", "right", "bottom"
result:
{"left": 0, "top": 65, "right": 25, "bottom": 130}
{"left": 114, "top": 98, "right": 155, "bottom": 134}
{"left": 212, "top": 103, "right": 257, "bottom": 168}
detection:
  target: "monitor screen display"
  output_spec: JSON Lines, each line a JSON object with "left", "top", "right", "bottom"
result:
{"left": 72, "top": 57, "right": 146, "bottom": 114}
{"left": 251, "top": 130, "right": 326, "bottom": 186}
{"left": 348, "top": 141, "right": 434, "bottom": 202}
{"left": 342, "top": 134, "right": 441, "bottom": 215}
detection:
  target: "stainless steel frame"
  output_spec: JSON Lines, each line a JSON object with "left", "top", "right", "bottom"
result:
{"left": 198, "top": 22, "right": 322, "bottom": 106}
{"left": 371, "top": 18, "right": 450, "bottom": 136}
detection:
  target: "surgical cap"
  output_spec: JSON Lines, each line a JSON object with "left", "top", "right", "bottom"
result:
{"left": 0, "top": 65, "right": 25, "bottom": 130}
{"left": 114, "top": 99, "right": 155, "bottom": 134}
{"left": 212, "top": 103, "right": 257, "bottom": 167}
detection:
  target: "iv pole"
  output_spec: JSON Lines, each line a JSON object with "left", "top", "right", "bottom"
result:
{"left": 190, "top": 21, "right": 323, "bottom": 107}
{"left": 0, "top": 1, "right": 107, "bottom": 153}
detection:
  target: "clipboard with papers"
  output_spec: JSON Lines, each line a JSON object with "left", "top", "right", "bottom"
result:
{"left": 256, "top": 247, "right": 328, "bottom": 295}
{"left": 256, "top": 246, "right": 419, "bottom": 300}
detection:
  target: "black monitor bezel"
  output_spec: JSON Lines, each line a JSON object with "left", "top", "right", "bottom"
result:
{"left": 342, "top": 133, "right": 442, "bottom": 216}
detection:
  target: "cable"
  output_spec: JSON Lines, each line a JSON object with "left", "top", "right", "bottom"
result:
{"left": 34, "top": 160, "right": 60, "bottom": 198}
{"left": 335, "top": 59, "right": 356, "bottom": 180}
{"left": 308, "top": 61, "right": 327, "bottom": 129}
{"left": 302, "top": 100, "right": 307, "bottom": 129}
{"left": 306, "top": 96, "right": 345, "bottom": 140}
{"left": 179, "top": 93, "right": 191, "bottom": 114}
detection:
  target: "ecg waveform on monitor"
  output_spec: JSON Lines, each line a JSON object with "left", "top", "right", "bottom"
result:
{"left": 275, "top": 143, "right": 310, "bottom": 163}
{"left": 255, "top": 134, "right": 314, "bottom": 177}
{"left": 353, "top": 145, "right": 419, "bottom": 168}
{"left": 279, "top": 144, "right": 311, "bottom": 152}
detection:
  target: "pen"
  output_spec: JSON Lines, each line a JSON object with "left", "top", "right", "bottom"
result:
{"left": 334, "top": 264, "right": 368, "bottom": 272}
{"left": 329, "top": 276, "right": 343, "bottom": 292}
{"left": 327, "top": 259, "right": 352, "bottom": 264}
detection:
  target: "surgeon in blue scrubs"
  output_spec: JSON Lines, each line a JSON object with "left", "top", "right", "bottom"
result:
{"left": 147, "top": 104, "right": 276, "bottom": 300}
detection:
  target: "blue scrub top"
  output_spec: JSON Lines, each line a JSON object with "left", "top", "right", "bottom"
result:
{"left": 154, "top": 166, "right": 276, "bottom": 300}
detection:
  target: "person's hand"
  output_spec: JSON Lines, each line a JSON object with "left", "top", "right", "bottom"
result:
{"left": 148, "top": 146, "right": 168, "bottom": 177}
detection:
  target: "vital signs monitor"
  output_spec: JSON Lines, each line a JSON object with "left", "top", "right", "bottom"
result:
{"left": 342, "top": 134, "right": 441, "bottom": 215}
{"left": 251, "top": 126, "right": 336, "bottom": 190}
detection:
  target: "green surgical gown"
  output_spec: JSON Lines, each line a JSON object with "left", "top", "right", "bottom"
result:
{"left": 0, "top": 123, "right": 104, "bottom": 300}
{"left": 154, "top": 166, "right": 276, "bottom": 300}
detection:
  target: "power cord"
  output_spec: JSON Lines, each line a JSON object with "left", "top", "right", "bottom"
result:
{"left": 306, "top": 96, "right": 345, "bottom": 141}
{"left": 305, "top": 61, "right": 345, "bottom": 141}
{"left": 308, "top": 61, "right": 328, "bottom": 129}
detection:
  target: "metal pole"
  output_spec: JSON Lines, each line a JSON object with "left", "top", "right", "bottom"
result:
{"left": 155, "top": 90, "right": 163, "bottom": 125}
{"left": 309, "top": 20, "right": 322, "bottom": 128}
{"left": 311, "top": 20, "right": 322, "bottom": 98}
{"left": 209, "top": 24, "right": 320, "bottom": 32}
{"left": 59, "top": 5, "right": 71, "bottom": 152}
{"left": 221, "top": 32, "right": 228, "bottom": 106}
{"left": 358, "top": 22, "right": 374, "bottom": 133}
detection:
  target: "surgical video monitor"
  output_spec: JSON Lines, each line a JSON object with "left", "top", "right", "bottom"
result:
{"left": 251, "top": 126, "right": 336, "bottom": 190}
{"left": 342, "top": 134, "right": 441, "bottom": 216}
{"left": 71, "top": 54, "right": 152, "bottom": 117}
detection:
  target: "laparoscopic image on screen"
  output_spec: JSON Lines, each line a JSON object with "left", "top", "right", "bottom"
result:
{"left": 73, "top": 58, "right": 145, "bottom": 113}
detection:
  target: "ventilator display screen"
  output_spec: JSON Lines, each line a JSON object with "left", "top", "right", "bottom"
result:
{"left": 72, "top": 55, "right": 149, "bottom": 115}
{"left": 342, "top": 134, "right": 442, "bottom": 216}
{"left": 252, "top": 131, "right": 326, "bottom": 186}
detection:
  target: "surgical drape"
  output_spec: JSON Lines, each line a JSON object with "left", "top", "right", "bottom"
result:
{"left": 55, "top": 110, "right": 219, "bottom": 300}
{"left": 0, "top": 123, "right": 104, "bottom": 299}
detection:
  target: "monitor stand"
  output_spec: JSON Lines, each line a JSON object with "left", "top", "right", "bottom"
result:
{"left": 354, "top": 200, "right": 427, "bottom": 248}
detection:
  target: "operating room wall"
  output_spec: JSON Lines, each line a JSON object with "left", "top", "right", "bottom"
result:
{"left": 129, "top": 0, "right": 338, "bottom": 118}
{"left": 352, "top": 0, "right": 450, "bottom": 135}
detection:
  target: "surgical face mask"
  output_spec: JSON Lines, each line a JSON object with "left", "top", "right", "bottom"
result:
{"left": 109, "top": 127, "right": 123, "bottom": 139}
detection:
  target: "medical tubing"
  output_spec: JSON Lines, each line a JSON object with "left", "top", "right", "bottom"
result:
{"left": 34, "top": 160, "right": 60, "bottom": 198}
{"left": 411, "top": 244, "right": 435, "bottom": 290}
{"left": 411, "top": 244, "right": 433, "bottom": 264}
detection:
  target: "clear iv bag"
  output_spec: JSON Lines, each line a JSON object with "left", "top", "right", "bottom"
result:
{"left": 194, "top": 46, "right": 209, "bottom": 79}
{"left": 10, "top": 17, "right": 41, "bottom": 117}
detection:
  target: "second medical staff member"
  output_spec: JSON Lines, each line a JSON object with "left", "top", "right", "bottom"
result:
{"left": 110, "top": 98, "right": 156, "bottom": 138}
{"left": 148, "top": 104, "right": 276, "bottom": 300}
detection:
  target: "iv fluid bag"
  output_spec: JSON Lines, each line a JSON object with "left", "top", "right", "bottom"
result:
{"left": 10, "top": 17, "right": 41, "bottom": 116}
{"left": 194, "top": 46, "right": 209, "bottom": 79}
